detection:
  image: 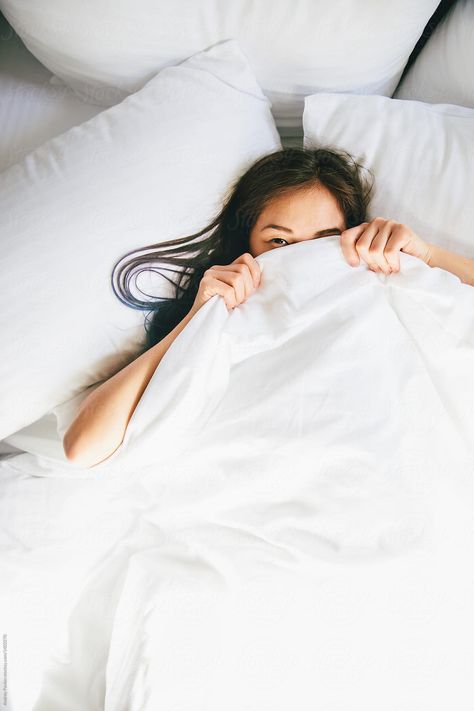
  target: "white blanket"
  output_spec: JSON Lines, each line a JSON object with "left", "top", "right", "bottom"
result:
{"left": 2, "top": 236, "right": 474, "bottom": 710}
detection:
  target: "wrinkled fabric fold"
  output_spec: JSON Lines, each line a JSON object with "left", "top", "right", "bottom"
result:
{"left": 85, "top": 235, "right": 474, "bottom": 480}
{"left": 3, "top": 235, "right": 474, "bottom": 710}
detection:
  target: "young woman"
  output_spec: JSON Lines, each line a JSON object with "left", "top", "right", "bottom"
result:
{"left": 63, "top": 147, "right": 474, "bottom": 468}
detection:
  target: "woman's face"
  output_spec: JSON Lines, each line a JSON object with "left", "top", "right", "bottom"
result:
{"left": 248, "top": 184, "right": 346, "bottom": 258}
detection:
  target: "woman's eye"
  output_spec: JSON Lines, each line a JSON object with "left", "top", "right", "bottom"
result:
{"left": 270, "top": 237, "right": 288, "bottom": 246}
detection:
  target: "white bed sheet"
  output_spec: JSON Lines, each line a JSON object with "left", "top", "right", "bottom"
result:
{"left": 0, "top": 12, "right": 85, "bottom": 460}
{"left": 2, "top": 238, "right": 474, "bottom": 710}
{"left": 0, "top": 12, "right": 301, "bottom": 460}
{"left": 2, "top": 13, "right": 471, "bottom": 709}
{"left": 0, "top": 13, "right": 102, "bottom": 173}
{"left": 0, "top": 11, "right": 302, "bottom": 178}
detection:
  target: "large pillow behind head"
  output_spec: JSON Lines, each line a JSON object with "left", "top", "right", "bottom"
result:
{"left": 0, "top": 39, "right": 281, "bottom": 441}
{"left": 303, "top": 93, "right": 474, "bottom": 258}
{"left": 0, "top": 0, "right": 439, "bottom": 136}
{"left": 394, "top": 0, "right": 474, "bottom": 109}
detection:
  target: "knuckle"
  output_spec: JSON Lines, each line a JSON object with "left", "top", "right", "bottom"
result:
{"left": 239, "top": 252, "right": 253, "bottom": 264}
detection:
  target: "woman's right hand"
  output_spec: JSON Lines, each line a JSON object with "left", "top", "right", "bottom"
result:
{"left": 190, "top": 252, "right": 262, "bottom": 315}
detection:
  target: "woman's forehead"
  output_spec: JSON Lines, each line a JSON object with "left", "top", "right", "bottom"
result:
{"left": 257, "top": 185, "right": 344, "bottom": 226}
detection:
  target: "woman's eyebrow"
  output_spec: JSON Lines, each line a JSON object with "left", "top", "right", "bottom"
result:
{"left": 262, "top": 224, "right": 342, "bottom": 237}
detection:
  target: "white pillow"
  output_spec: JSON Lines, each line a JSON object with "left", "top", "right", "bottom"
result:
{"left": 0, "top": 39, "right": 281, "bottom": 441}
{"left": 0, "top": 0, "right": 439, "bottom": 135}
{"left": 395, "top": 0, "right": 474, "bottom": 109}
{"left": 303, "top": 92, "right": 474, "bottom": 258}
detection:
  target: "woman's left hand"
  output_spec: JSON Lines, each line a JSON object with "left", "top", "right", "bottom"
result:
{"left": 339, "top": 217, "right": 431, "bottom": 275}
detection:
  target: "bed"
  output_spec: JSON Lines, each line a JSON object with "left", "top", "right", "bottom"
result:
{"left": 1, "top": 3, "right": 474, "bottom": 710}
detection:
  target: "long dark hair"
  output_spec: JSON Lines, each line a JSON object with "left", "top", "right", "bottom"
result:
{"left": 111, "top": 146, "right": 374, "bottom": 353}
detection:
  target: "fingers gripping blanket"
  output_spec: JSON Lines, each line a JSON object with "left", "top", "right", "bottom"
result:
{"left": 94, "top": 235, "right": 474, "bottom": 551}
{"left": 2, "top": 236, "right": 474, "bottom": 710}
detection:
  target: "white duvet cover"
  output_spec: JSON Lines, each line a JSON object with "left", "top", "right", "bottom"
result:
{"left": 1, "top": 236, "right": 474, "bottom": 710}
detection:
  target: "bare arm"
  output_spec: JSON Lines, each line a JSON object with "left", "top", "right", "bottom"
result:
{"left": 63, "top": 305, "right": 199, "bottom": 468}
{"left": 64, "top": 251, "right": 261, "bottom": 469}
{"left": 424, "top": 243, "right": 474, "bottom": 287}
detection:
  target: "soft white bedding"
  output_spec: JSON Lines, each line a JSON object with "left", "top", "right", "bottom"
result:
{"left": 0, "top": 14, "right": 100, "bottom": 457}
{"left": 0, "top": 13, "right": 101, "bottom": 173}
{"left": 2, "top": 237, "right": 474, "bottom": 710}
{"left": 2, "top": 10, "right": 474, "bottom": 709}
{"left": 0, "top": 16, "right": 301, "bottom": 182}
{"left": 0, "top": 36, "right": 283, "bottom": 446}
